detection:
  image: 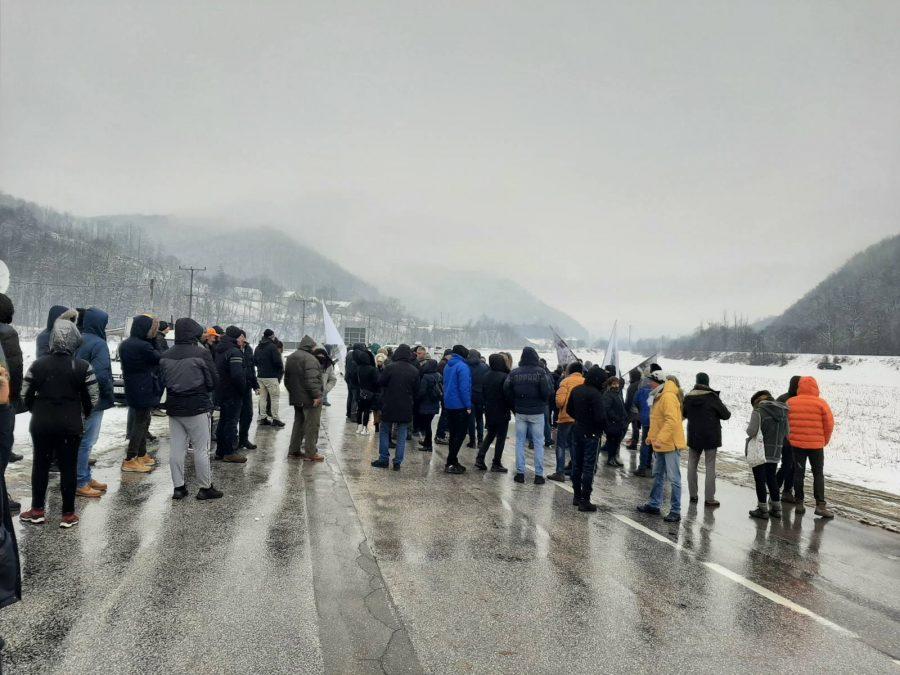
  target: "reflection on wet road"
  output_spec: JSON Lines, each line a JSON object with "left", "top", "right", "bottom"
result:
{"left": 2, "top": 383, "right": 898, "bottom": 674}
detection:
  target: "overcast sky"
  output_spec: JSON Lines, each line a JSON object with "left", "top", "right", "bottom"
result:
{"left": 2, "top": 1, "right": 899, "bottom": 337}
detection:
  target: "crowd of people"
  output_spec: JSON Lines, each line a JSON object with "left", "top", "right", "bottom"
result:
{"left": 0, "top": 293, "right": 837, "bottom": 537}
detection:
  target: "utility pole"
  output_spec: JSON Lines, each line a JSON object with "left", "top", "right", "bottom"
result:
{"left": 300, "top": 296, "right": 307, "bottom": 337}
{"left": 179, "top": 265, "right": 206, "bottom": 319}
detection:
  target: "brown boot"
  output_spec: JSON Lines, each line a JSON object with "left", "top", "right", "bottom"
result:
{"left": 90, "top": 478, "right": 108, "bottom": 492}
{"left": 815, "top": 502, "right": 834, "bottom": 519}
{"left": 122, "top": 458, "right": 152, "bottom": 473}
{"left": 138, "top": 455, "right": 157, "bottom": 467}
{"left": 76, "top": 485, "right": 103, "bottom": 499}
{"left": 304, "top": 453, "right": 325, "bottom": 462}
{"left": 222, "top": 453, "right": 247, "bottom": 463}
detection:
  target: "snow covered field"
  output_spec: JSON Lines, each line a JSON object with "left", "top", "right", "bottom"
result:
{"left": 523, "top": 349, "right": 900, "bottom": 497}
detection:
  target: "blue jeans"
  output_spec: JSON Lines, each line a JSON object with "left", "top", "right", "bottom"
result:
{"left": 571, "top": 424, "right": 600, "bottom": 499}
{"left": 555, "top": 423, "right": 573, "bottom": 474}
{"left": 543, "top": 406, "right": 552, "bottom": 443}
{"left": 77, "top": 409, "right": 105, "bottom": 487}
{"left": 638, "top": 424, "right": 653, "bottom": 470}
{"left": 379, "top": 422, "right": 408, "bottom": 466}
{"left": 648, "top": 450, "right": 682, "bottom": 514}
{"left": 515, "top": 413, "right": 545, "bottom": 476}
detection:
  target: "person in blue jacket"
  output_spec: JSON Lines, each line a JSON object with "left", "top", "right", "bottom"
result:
{"left": 118, "top": 315, "right": 162, "bottom": 473}
{"left": 632, "top": 364, "right": 663, "bottom": 477}
{"left": 73, "top": 308, "right": 114, "bottom": 496}
{"left": 442, "top": 345, "right": 472, "bottom": 474}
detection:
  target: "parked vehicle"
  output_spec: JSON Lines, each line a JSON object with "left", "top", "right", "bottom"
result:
{"left": 817, "top": 361, "right": 842, "bottom": 371}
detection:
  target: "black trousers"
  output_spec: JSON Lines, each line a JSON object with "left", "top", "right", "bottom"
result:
{"left": 603, "top": 433, "right": 623, "bottom": 460}
{"left": 415, "top": 413, "right": 435, "bottom": 448}
{"left": 477, "top": 419, "right": 509, "bottom": 466}
{"left": 446, "top": 409, "right": 469, "bottom": 467}
{"left": 356, "top": 396, "right": 374, "bottom": 427}
{"left": 346, "top": 385, "right": 359, "bottom": 419}
{"left": 216, "top": 397, "right": 241, "bottom": 458}
{"left": 239, "top": 389, "right": 253, "bottom": 443}
{"left": 794, "top": 449, "right": 825, "bottom": 503}
{"left": 752, "top": 462, "right": 779, "bottom": 503}
{"left": 31, "top": 432, "right": 80, "bottom": 513}
{"left": 571, "top": 424, "right": 600, "bottom": 500}
{"left": 467, "top": 403, "right": 484, "bottom": 444}
{"left": 776, "top": 442, "right": 795, "bottom": 494}
{"left": 127, "top": 407, "right": 152, "bottom": 459}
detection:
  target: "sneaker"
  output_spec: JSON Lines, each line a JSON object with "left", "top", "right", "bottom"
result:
{"left": 8, "top": 451, "right": 23, "bottom": 463}
{"left": 322, "top": 401, "right": 331, "bottom": 406}
{"left": 704, "top": 500, "right": 720, "bottom": 508}
{"left": 513, "top": 473, "right": 525, "bottom": 484}
{"left": 610, "top": 459, "right": 624, "bottom": 468}
{"left": 418, "top": 445, "right": 433, "bottom": 452}
{"left": 271, "top": 419, "right": 286, "bottom": 428}
{"left": 434, "top": 437, "right": 449, "bottom": 446}
{"left": 221, "top": 454, "right": 248, "bottom": 463}
{"left": 534, "top": 476, "right": 546, "bottom": 485}
{"left": 444, "top": 464, "right": 466, "bottom": 475}
{"left": 172, "top": 485, "right": 189, "bottom": 500}
{"left": 371, "top": 459, "right": 389, "bottom": 468}
{"left": 361, "top": 428, "right": 369, "bottom": 436}
{"left": 122, "top": 458, "right": 152, "bottom": 473}
{"left": 636, "top": 504, "right": 661, "bottom": 515}
{"left": 474, "top": 461, "right": 488, "bottom": 470}
{"left": 197, "top": 486, "right": 224, "bottom": 500}
{"left": 815, "top": 503, "right": 835, "bottom": 519}
{"left": 795, "top": 502, "right": 807, "bottom": 514}
{"left": 578, "top": 500, "right": 598, "bottom": 512}
{"left": 90, "top": 479, "right": 108, "bottom": 492}
{"left": 59, "top": 513, "right": 80, "bottom": 529}
{"left": 768, "top": 501, "right": 782, "bottom": 516}
{"left": 663, "top": 512, "right": 681, "bottom": 523}
{"left": 76, "top": 485, "right": 103, "bottom": 499}
{"left": 547, "top": 472, "right": 565, "bottom": 482}
{"left": 304, "top": 454, "right": 326, "bottom": 462}
{"left": 749, "top": 507, "right": 769, "bottom": 520}
{"left": 392, "top": 463, "right": 401, "bottom": 471}
{"left": 356, "top": 425, "right": 364, "bottom": 434}
{"left": 242, "top": 441, "right": 258, "bottom": 450}
{"left": 490, "top": 464, "right": 508, "bottom": 473}
{"left": 259, "top": 418, "right": 272, "bottom": 426}
{"left": 20, "top": 508, "right": 45, "bottom": 524}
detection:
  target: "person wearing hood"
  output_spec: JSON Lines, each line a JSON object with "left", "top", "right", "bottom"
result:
{"left": 466, "top": 349, "right": 489, "bottom": 448}
{"left": 285, "top": 335, "right": 325, "bottom": 461}
{"left": 0, "top": 293, "right": 24, "bottom": 514}
{"left": 600, "top": 375, "right": 628, "bottom": 467}
{"left": 345, "top": 342, "right": 366, "bottom": 421}
{"left": 213, "top": 325, "right": 248, "bottom": 463}
{"left": 160, "top": 318, "right": 222, "bottom": 500}
{"left": 637, "top": 370, "right": 685, "bottom": 523}
{"left": 745, "top": 390, "right": 789, "bottom": 519}
{"left": 414, "top": 358, "right": 442, "bottom": 452}
{"left": 682, "top": 372, "right": 731, "bottom": 506}
{"left": 35, "top": 305, "right": 78, "bottom": 358}
{"left": 631, "top": 366, "right": 662, "bottom": 477}
{"left": 19, "top": 319, "right": 98, "bottom": 528}
{"left": 237, "top": 330, "right": 259, "bottom": 451}
{"left": 354, "top": 349, "right": 379, "bottom": 434}
{"left": 372, "top": 344, "right": 419, "bottom": 470}
{"left": 503, "top": 346, "right": 552, "bottom": 484}
{"left": 119, "top": 314, "right": 162, "bottom": 473}
{"left": 255, "top": 329, "right": 285, "bottom": 428}
{"left": 623, "top": 369, "right": 642, "bottom": 450}
{"left": 433, "top": 349, "right": 454, "bottom": 446}
{"left": 775, "top": 375, "right": 801, "bottom": 502}
{"left": 442, "top": 345, "right": 472, "bottom": 474}
{"left": 474, "top": 354, "right": 511, "bottom": 471}
{"left": 549, "top": 361, "right": 584, "bottom": 481}
{"left": 787, "top": 376, "right": 835, "bottom": 518}
{"left": 565, "top": 365, "right": 608, "bottom": 511}
{"left": 73, "top": 308, "right": 114, "bottom": 498}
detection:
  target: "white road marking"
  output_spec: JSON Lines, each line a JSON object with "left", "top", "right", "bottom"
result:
{"left": 614, "top": 514, "right": 684, "bottom": 551}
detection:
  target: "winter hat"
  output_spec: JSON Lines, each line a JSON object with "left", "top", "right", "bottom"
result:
{"left": 213, "top": 325, "right": 225, "bottom": 336}
{"left": 695, "top": 372, "right": 710, "bottom": 387}
{"left": 0, "top": 293, "right": 13, "bottom": 324}
{"left": 204, "top": 327, "right": 219, "bottom": 339}
{"left": 650, "top": 363, "right": 662, "bottom": 372}
{"left": 452, "top": 344, "right": 469, "bottom": 359}
{"left": 649, "top": 370, "right": 667, "bottom": 384}
{"left": 263, "top": 328, "right": 275, "bottom": 338}
{"left": 751, "top": 390, "right": 773, "bottom": 406}
{"left": 225, "top": 325, "right": 242, "bottom": 339}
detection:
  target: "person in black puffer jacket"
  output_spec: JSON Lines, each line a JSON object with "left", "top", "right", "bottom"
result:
{"left": 35, "top": 305, "right": 78, "bottom": 358}
{"left": 503, "top": 347, "right": 552, "bottom": 483}
{"left": 159, "top": 318, "right": 222, "bottom": 500}
{"left": 119, "top": 315, "right": 162, "bottom": 473}
{"left": 623, "top": 368, "right": 642, "bottom": 449}
{"left": 213, "top": 326, "right": 247, "bottom": 462}
{"left": 254, "top": 329, "right": 284, "bottom": 427}
{"left": 682, "top": 372, "right": 731, "bottom": 506}
{"left": 475, "top": 353, "right": 511, "bottom": 472}
{"left": 345, "top": 342, "right": 367, "bottom": 421}
{"left": 0, "top": 294, "right": 24, "bottom": 496}
{"left": 237, "top": 331, "right": 259, "bottom": 451}
{"left": 355, "top": 349, "right": 379, "bottom": 433}
{"left": 466, "top": 350, "right": 489, "bottom": 448}
{"left": 373, "top": 344, "right": 419, "bottom": 470}
{"left": 600, "top": 376, "right": 628, "bottom": 467}
{"left": 566, "top": 365, "right": 608, "bottom": 510}
{"left": 414, "top": 359, "right": 442, "bottom": 451}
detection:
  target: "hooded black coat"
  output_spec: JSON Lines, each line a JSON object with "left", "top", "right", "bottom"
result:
{"left": 503, "top": 347, "right": 552, "bottom": 415}
{"left": 377, "top": 344, "right": 420, "bottom": 423}
{"left": 467, "top": 350, "right": 490, "bottom": 406}
{"left": 345, "top": 343, "right": 366, "bottom": 384}
{"left": 416, "top": 359, "right": 443, "bottom": 415}
{"left": 119, "top": 315, "right": 162, "bottom": 409}
{"left": 254, "top": 336, "right": 284, "bottom": 380}
{"left": 159, "top": 319, "right": 218, "bottom": 417}
{"left": 566, "top": 366, "right": 608, "bottom": 436}
{"left": 355, "top": 350, "right": 379, "bottom": 393}
{"left": 600, "top": 384, "right": 628, "bottom": 437}
{"left": 483, "top": 354, "right": 511, "bottom": 424}
{"left": 776, "top": 376, "right": 801, "bottom": 404}
{"left": 36, "top": 305, "right": 78, "bottom": 358}
{"left": 682, "top": 385, "right": 731, "bottom": 450}
{"left": 214, "top": 333, "right": 247, "bottom": 403}
{"left": 0, "top": 293, "right": 23, "bottom": 407}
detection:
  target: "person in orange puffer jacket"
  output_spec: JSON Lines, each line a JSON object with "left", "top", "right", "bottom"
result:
{"left": 787, "top": 376, "right": 835, "bottom": 518}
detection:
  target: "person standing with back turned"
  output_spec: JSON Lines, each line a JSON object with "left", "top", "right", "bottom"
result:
{"left": 682, "top": 372, "right": 730, "bottom": 507}
{"left": 787, "top": 376, "right": 835, "bottom": 519}
{"left": 284, "top": 335, "right": 325, "bottom": 462}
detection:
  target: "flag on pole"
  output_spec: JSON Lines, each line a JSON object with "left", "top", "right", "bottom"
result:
{"left": 626, "top": 352, "right": 658, "bottom": 375}
{"left": 601, "top": 321, "right": 621, "bottom": 375}
{"left": 550, "top": 326, "right": 580, "bottom": 368}
{"left": 321, "top": 301, "right": 347, "bottom": 373}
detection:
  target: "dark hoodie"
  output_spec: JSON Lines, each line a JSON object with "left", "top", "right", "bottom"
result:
{"left": 467, "top": 349, "right": 490, "bottom": 405}
{"left": 159, "top": 318, "right": 217, "bottom": 417}
{"left": 355, "top": 349, "right": 379, "bottom": 393}
{"left": 214, "top": 329, "right": 247, "bottom": 403}
{"left": 119, "top": 315, "right": 162, "bottom": 409}
{"left": 503, "top": 347, "right": 551, "bottom": 415}
{"left": 566, "top": 365, "right": 608, "bottom": 436}
{"left": 254, "top": 335, "right": 284, "bottom": 380}
{"left": 682, "top": 384, "right": 731, "bottom": 450}
{"left": 776, "top": 376, "right": 801, "bottom": 404}
{"left": 345, "top": 342, "right": 366, "bottom": 385}
{"left": 377, "top": 344, "right": 420, "bottom": 423}
{"left": 75, "top": 308, "right": 114, "bottom": 411}
{"left": 0, "top": 293, "right": 23, "bottom": 406}
{"left": 416, "top": 358, "right": 443, "bottom": 415}
{"left": 35, "top": 305, "right": 78, "bottom": 358}
{"left": 483, "top": 353, "right": 512, "bottom": 424}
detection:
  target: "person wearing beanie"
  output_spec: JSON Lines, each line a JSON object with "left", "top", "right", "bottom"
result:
{"left": 503, "top": 347, "right": 552, "bottom": 484}
{"left": 213, "top": 325, "right": 248, "bottom": 463}
{"left": 682, "top": 372, "right": 731, "bottom": 507}
{"left": 637, "top": 371, "right": 686, "bottom": 523}
{"left": 433, "top": 349, "right": 454, "bottom": 445}
{"left": 649, "top": 363, "right": 662, "bottom": 373}
{"left": 548, "top": 361, "right": 584, "bottom": 481}
{"left": 745, "top": 390, "right": 788, "bottom": 519}
{"left": 775, "top": 376, "right": 801, "bottom": 502}
{"left": 474, "top": 354, "right": 512, "bottom": 472}
{"left": 0, "top": 293, "right": 24, "bottom": 512}
{"left": 255, "top": 329, "right": 285, "bottom": 428}
{"left": 441, "top": 345, "right": 472, "bottom": 473}
{"left": 237, "top": 330, "right": 259, "bottom": 451}
{"left": 284, "top": 335, "right": 326, "bottom": 462}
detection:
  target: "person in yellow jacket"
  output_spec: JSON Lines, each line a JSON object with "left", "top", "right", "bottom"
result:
{"left": 637, "top": 372, "right": 686, "bottom": 523}
{"left": 548, "top": 362, "right": 585, "bottom": 482}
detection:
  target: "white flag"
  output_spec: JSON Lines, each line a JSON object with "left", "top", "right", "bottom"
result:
{"left": 321, "top": 301, "right": 347, "bottom": 373}
{"left": 601, "top": 321, "right": 621, "bottom": 375}
{"left": 550, "top": 326, "right": 580, "bottom": 368}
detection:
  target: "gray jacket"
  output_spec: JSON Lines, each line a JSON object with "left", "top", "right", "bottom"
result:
{"left": 746, "top": 400, "right": 790, "bottom": 463}
{"left": 284, "top": 335, "right": 324, "bottom": 407}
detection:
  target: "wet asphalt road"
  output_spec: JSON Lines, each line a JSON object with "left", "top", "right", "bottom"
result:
{"left": 1, "top": 383, "right": 899, "bottom": 674}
